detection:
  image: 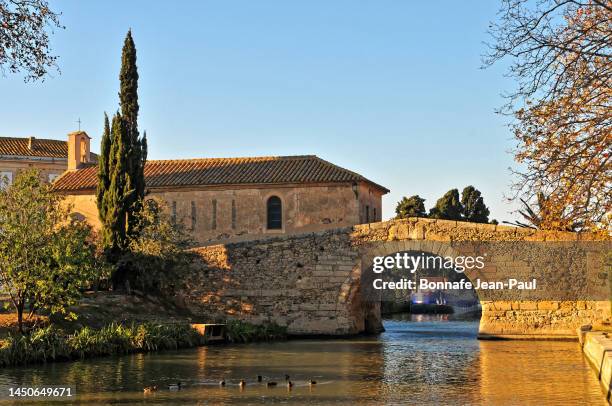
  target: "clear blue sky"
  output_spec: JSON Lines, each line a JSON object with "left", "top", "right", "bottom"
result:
{"left": 0, "top": 1, "right": 521, "bottom": 222}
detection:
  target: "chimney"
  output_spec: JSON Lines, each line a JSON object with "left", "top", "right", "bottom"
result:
{"left": 67, "top": 131, "right": 91, "bottom": 170}
{"left": 28, "top": 137, "right": 35, "bottom": 150}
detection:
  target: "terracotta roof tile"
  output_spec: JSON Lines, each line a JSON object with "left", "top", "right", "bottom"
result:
{"left": 0, "top": 136, "right": 99, "bottom": 161}
{"left": 52, "top": 155, "right": 389, "bottom": 193}
{"left": 0, "top": 137, "right": 68, "bottom": 159}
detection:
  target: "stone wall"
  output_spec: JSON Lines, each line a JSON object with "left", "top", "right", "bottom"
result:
{"left": 63, "top": 182, "right": 383, "bottom": 246}
{"left": 356, "top": 182, "right": 383, "bottom": 223}
{"left": 178, "top": 218, "right": 610, "bottom": 339}
{"left": 180, "top": 228, "right": 365, "bottom": 335}
{"left": 580, "top": 331, "right": 612, "bottom": 398}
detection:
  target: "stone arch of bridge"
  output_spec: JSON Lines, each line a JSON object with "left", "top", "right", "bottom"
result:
{"left": 358, "top": 239, "right": 488, "bottom": 334}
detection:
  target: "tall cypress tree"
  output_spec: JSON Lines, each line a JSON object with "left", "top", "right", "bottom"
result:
{"left": 96, "top": 113, "right": 111, "bottom": 217}
{"left": 101, "top": 112, "right": 130, "bottom": 254}
{"left": 119, "top": 30, "right": 139, "bottom": 135}
{"left": 97, "top": 30, "right": 147, "bottom": 261}
{"left": 118, "top": 30, "right": 147, "bottom": 235}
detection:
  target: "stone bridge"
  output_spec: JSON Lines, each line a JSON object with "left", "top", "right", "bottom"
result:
{"left": 177, "top": 218, "right": 610, "bottom": 340}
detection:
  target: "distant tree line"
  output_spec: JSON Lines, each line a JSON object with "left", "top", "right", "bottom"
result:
{"left": 395, "top": 186, "right": 496, "bottom": 224}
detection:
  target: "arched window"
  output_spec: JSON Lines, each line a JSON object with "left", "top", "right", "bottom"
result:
{"left": 267, "top": 196, "right": 282, "bottom": 230}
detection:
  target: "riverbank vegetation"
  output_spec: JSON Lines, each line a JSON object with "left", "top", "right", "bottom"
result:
{"left": 225, "top": 320, "right": 287, "bottom": 343}
{"left": 0, "top": 168, "right": 286, "bottom": 368}
{"left": 0, "top": 320, "right": 287, "bottom": 367}
{"left": 0, "top": 323, "right": 202, "bottom": 367}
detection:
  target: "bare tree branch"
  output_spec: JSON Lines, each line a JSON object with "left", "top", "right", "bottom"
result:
{"left": 486, "top": 0, "right": 611, "bottom": 230}
{"left": 0, "top": 0, "right": 63, "bottom": 81}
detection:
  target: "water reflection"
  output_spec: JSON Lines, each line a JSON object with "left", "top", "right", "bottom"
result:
{"left": 478, "top": 340, "right": 605, "bottom": 405}
{"left": 0, "top": 315, "right": 605, "bottom": 405}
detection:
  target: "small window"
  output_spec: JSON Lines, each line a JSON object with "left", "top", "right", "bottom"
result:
{"left": 365, "top": 205, "right": 370, "bottom": 223}
{"left": 171, "top": 201, "right": 177, "bottom": 223}
{"left": 267, "top": 196, "right": 282, "bottom": 230}
{"left": 80, "top": 139, "right": 87, "bottom": 162}
{"left": 48, "top": 173, "right": 60, "bottom": 183}
{"left": 373, "top": 207, "right": 377, "bottom": 221}
{"left": 212, "top": 199, "right": 217, "bottom": 230}
{"left": 231, "top": 199, "right": 236, "bottom": 229}
{"left": 191, "top": 201, "right": 196, "bottom": 230}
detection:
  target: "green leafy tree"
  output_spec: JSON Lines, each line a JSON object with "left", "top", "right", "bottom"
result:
{"left": 461, "top": 186, "right": 490, "bottom": 223}
{"left": 88, "top": 231, "right": 114, "bottom": 293}
{"left": 429, "top": 189, "right": 462, "bottom": 221}
{"left": 97, "top": 30, "right": 147, "bottom": 265}
{"left": 0, "top": 170, "right": 95, "bottom": 333}
{"left": 121, "top": 198, "right": 194, "bottom": 292}
{"left": 395, "top": 195, "right": 427, "bottom": 219}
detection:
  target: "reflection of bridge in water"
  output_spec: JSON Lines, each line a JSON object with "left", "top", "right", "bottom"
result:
{"left": 185, "top": 218, "right": 610, "bottom": 340}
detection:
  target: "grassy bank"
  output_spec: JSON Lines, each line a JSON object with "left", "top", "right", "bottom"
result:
{"left": 0, "top": 323, "right": 202, "bottom": 367}
{"left": 0, "top": 321, "right": 287, "bottom": 367}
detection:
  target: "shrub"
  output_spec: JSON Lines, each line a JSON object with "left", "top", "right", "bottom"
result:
{"left": 0, "top": 322, "right": 203, "bottom": 367}
{"left": 0, "top": 326, "right": 69, "bottom": 366}
{"left": 0, "top": 321, "right": 285, "bottom": 367}
{"left": 225, "top": 320, "right": 287, "bottom": 343}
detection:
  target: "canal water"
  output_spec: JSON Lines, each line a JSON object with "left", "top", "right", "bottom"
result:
{"left": 0, "top": 315, "right": 606, "bottom": 405}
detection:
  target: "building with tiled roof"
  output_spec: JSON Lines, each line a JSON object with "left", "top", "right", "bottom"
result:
{"left": 53, "top": 155, "right": 389, "bottom": 193}
{"left": 0, "top": 136, "right": 68, "bottom": 158}
{"left": 0, "top": 132, "right": 97, "bottom": 186}
{"left": 52, "top": 132, "right": 389, "bottom": 245}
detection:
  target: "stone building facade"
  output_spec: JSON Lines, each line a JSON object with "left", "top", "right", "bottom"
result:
{"left": 53, "top": 132, "right": 389, "bottom": 245}
{"left": 0, "top": 133, "right": 93, "bottom": 186}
